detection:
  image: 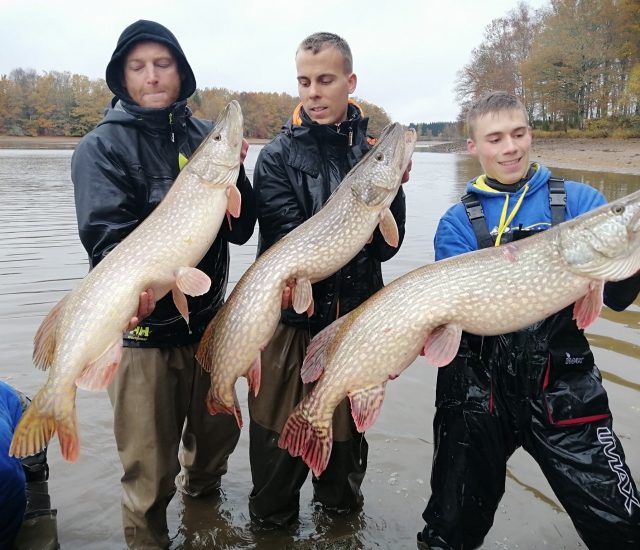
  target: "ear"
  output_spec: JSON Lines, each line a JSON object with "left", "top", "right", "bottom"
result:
{"left": 467, "top": 138, "right": 477, "bottom": 155}
{"left": 348, "top": 72, "right": 357, "bottom": 94}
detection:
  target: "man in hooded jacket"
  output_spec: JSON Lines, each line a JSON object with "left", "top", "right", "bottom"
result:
{"left": 71, "top": 20, "right": 256, "bottom": 549}
{"left": 248, "top": 31, "right": 408, "bottom": 528}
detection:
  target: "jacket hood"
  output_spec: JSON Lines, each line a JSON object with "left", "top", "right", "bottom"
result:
{"left": 105, "top": 19, "right": 196, "bottom": 104}
{"left": 465, "top": 163, "right": 551, "bottom": 198}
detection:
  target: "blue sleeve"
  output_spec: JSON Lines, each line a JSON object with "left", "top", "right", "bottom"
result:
{"left": 434, "top": 203, "right": 478, "bottom": 261}
{"left": 0, "top": 382, "right": 26, "bottom": 546}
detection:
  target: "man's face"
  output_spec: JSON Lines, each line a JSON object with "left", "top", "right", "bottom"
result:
{"left": 467, "top": 109, "right": 532, "bottom": 184}
{"left": 123, "top": 41, "right": 181, "bottom": 109}
{"left": 295, "top": 46, "right": 357, "bottom": 125}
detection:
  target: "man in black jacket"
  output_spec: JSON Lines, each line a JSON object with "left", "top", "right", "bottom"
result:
{"left": 249, "top": 31, "right": 408, "bottom": 529}
{"left": 71, "top": 20, "right": 256, "bottom": 549}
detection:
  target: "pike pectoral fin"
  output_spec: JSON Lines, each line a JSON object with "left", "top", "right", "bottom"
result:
{"left": 76, "top": 340, "right": 123, "bottom": 391}
{"left": 349, "top": 384, "right": 387, "bottom": 432}
{"left": 293, "top": 278, "right": 313, "bottom": 315}
{"left": 379, "top": 208, "right": 399, "bottom": 247}
{"left": 226, "top": 185, "right": 242, "bottom": 218}
{"left": 33, "top": 295, "right": 69, "bottom": 370}
{"left": 301, "top": 316, "right": 349, "bottom": 383}
{"left": 246, "top": 355, "right": 261, "bottom": 397}
{"left": 206, "top": 386, "right": 243, "bottom": 428}
{"left": 422, "top": 324, "right": 463, "bottom": 367}
{"left": 573, "top": 280, "right": 604, "bottom": 329}
{"left": 278, "top": 405, "right": 333, "bottom": 478}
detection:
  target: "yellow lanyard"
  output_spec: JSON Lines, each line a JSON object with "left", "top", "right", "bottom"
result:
{"left": 495, "top": 184, "right": 528, "bottom": 246}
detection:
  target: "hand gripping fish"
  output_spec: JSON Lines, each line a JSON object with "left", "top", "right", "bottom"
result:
{"left": 279, "top": 190, "right": 640, "bottom": 476}
{"left": 9, "top": 101, "right": 245, "bottom": 462}
{"left": 196, "top": 123, "right": 416, "bottom": 427}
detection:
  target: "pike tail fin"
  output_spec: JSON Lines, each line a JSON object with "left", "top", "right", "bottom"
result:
{"left": 278, "top": 404, "right": 333, "bottom": 478}
{"left": 10, "top": 386, "right": 80, "bottom": 463}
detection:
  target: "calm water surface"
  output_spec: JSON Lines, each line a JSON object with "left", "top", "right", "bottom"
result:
{"left": 0, "top": 147, "right": 638, "bottom": 549}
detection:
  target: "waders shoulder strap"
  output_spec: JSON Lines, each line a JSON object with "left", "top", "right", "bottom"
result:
{"left": 461, "top": 193, "right": 494, "bottom": 249}
{"left": 548, "top": 176, "right": 566, "bottom": 226}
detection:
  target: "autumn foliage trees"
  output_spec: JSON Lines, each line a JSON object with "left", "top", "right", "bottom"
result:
{"left": 455, "top": 0, "right": 640, "bottom": 135}
{"left": 0, "top": 69, "right": 392, "bottom": 139}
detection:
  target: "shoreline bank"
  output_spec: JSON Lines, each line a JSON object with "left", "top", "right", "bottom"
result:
{"left": 2, "top": 135, "right": 639, "bottom": 175}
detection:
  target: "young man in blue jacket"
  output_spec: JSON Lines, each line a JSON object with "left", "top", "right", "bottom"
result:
{"left": 249, "top": 32, "right": 408, "bottom": 529}
{"left": 71, "top": 20, "right": 256, "bottom": 549}
{"left": 417, "top": 91, "right": 640, "bottom": 549}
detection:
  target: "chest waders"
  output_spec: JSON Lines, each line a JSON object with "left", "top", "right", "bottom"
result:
{"left": 419, "top": 177, "right": 640, "bottom": 550}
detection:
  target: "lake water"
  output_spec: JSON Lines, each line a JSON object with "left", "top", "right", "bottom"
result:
{"left": 0, "top": 147, "right": 638, "bottom": 549}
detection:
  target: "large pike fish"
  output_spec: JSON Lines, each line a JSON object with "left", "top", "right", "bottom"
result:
{"left": 10, "top": 101, "right": 245, "bottom": 462}
{"left": 196, "top": 123, "right": 416, "bottom": 427}
{"left": 279, "top": 190, "right": 640, "bottom": 476}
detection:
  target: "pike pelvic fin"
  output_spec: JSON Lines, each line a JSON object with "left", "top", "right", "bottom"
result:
{"left": 173, "top": 266, "right": 212, "bottom": 325}
{"left": 206, "top": 386, "right": 243, "bottom": 428}
{"left": 301, "top": 315, "right": 349, "bottom": 383}
{"left": 33, "top": 295, "right": 69, "bottom": 370}
{"left": 278, "top": 406, "right": 333, "bottom": 478}
{"left": 293, "top": 278, "right": 313, "bottom": 315}
{"left": 379, "top": 208, "right": 399, "bottom": 248}
{"left": 573, "top": 280, "right": 604, "bottom": 329}
{"left": 349, "top": 384, "right": 387, "bottom": 432}
{"left": 75, "top": 339, "right": 123, "bottom": 391}
{"left": 226, "top": 185, "right": 242, "bottom": 218}
{"left": 9, "top": 386, "right": 80, "bottom": 463}
{"left": 246, "top": 355, "right": 261, "bottom": 397}
{"left": 422, "top": 323, "right": 463, "bottom": 367}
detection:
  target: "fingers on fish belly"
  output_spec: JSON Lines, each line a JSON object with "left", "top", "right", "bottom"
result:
{"left": 206, "top": 385, "right": 243, "bottom": 428}
{"left": 278, "top": 407, "right": 333, "bottom": 478}
{"left": 10, "top": 387, "right": 80, "bottom": 463}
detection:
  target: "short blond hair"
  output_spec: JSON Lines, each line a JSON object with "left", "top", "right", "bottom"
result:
{"left": 467, "top": 91, "right": 528, "bottom": 139}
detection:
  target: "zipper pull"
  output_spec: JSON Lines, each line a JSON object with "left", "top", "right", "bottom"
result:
{"left": 348, "top": 128, "right": 353, "bottom": 146}
{"left": 169, "top": 112, "right": 175, "bottom": 143}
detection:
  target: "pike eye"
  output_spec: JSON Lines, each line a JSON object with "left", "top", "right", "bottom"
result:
{"left": 213, "top": 133, "right": 222, "bottom": 142}
{"left": 612, "top": 204, "right": 625, "bottom": 215}
{"left": 375, "top": 153, "right": 384, "bottom": 161}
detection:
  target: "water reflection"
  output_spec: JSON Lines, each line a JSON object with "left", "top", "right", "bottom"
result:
{"left": 0, "top": 148, "right": 637, "bottom": 549}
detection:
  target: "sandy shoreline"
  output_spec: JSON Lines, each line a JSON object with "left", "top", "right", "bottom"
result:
{"left": 420, "top": 137, "right": 640, "bottom": 176}
{"left": 1, "top": 135, "right": 639, "bottom": 175}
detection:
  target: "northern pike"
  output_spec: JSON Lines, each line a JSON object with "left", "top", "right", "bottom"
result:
{"left": 10, "top": 101, "right": 244, "bottom": 462}
{"left": 196, "top": 123, "right": 416, "bottom": 427}
{"left": 279, "top": 190, "right": 640, "bottom": 476}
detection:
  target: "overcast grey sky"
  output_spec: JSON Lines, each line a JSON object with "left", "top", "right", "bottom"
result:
{"left": 2, "top": 0, "right": 548, "bottom": 124}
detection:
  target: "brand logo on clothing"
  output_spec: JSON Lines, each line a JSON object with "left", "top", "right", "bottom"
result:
{"left": 597, "top": 426, "right": 640, "bottom": 514}
{"left": 564, "top": 352, "right": 584, "bottom": 365}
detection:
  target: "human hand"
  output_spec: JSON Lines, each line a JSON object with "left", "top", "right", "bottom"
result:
{"left": 401, "top": 159, "right": 412, "bottom": 184}
{"left": 127, "top": 289, "right": 156, "bottom": 331}
{"left": 240, "top": 138, "right": 249, "bottom": 164}
{"left": 281, "top": 279, "right": 294, "bottom": 310}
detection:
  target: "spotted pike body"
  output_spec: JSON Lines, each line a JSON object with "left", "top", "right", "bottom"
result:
{"left": 196, "top": 123, "right": 416, "bottom": 426}
{"left": 10, "top": 101, "right": 245, "bottom": 462}
{"left": 279, "top": 190, "right": 640, "bottom": 476}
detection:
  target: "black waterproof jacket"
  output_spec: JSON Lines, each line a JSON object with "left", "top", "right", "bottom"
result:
{"left": 253, "top": 103, "right": 406, "bottom": 334}
{"left": 71, "top": 98, "right": 256, "bottom": 347}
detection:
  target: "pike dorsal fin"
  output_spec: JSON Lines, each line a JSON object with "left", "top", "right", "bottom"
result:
{"left": 422, "top": 323, "right": 463, "bottom": 367}
{"left": 301, "top": 315, "right": 349, "bottom": 383}
{"left": 379, "top": 208, "right": 399, "bottom": 248}
{"left": 33, "top": 294, "right": 69, "bottom": 370}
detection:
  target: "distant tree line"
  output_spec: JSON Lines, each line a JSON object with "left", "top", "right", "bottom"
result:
{"left": 453, "top": 0, "right": 640, "bottom": 136}
{"left": 0, "top": 68, "right": 391, "bottom": 139}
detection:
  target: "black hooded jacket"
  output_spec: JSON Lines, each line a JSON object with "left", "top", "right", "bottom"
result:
{"left": 71, "top": 20, "right": 256, "bottom": 347}
{"left": 253, "top": 103, "right": 406, "bottom": 334}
